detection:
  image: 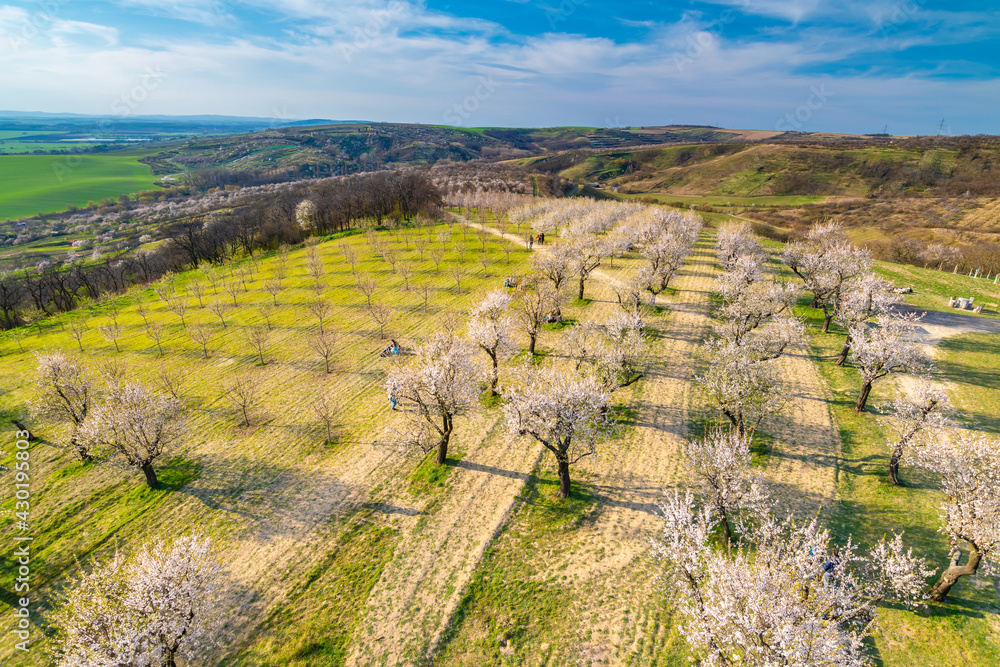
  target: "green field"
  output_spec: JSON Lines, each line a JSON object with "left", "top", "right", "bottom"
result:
{"left": 0, "top": 214, "right": 997, "bottom": 665}
{"left": 0, "top": 152, "right": 159, "bottom": 220}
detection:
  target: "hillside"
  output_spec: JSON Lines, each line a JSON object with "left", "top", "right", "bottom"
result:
{"left": 541, "top": 138, "right": 1000, "bottom": 267}
{"left": 1, "top": 208, "right": 999, "bottom": 666}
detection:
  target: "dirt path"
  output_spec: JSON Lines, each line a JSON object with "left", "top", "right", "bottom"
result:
{"left": 764, "top": 342, "right": 841, "bottom": 514}
{"left": 349, "top": 222, "right": 846, "bottom": 665}
{"left": 451, "top": 224, "right": 846, "bottom": 663}
{"left": 346, "top": 220, "right": 648, "bottom": 665}
{"left": 895, "top": 303, "right": 1000, "bottom": 356}
{"left": 347, "top": 415, "right": 546, "bottom": 665}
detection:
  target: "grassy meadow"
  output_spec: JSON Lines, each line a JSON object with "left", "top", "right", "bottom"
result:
{"left": 0, "top": 152, "right": 160, "bottom": 221}
{"left": 0, "top": 214, "right": 997, "bottom": 665}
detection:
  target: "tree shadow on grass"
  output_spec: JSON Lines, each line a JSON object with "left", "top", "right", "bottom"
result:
{"left": 180, "top": 456, "right": 361, "bottom": 543}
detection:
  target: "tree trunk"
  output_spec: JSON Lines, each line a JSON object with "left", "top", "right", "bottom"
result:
{"left": 889, "top": 444, "right": 904, "bottom": 485}
{"left": 722, "top": 409, "right": 740, "bottom": 431}
{"left": 435, "top": 413, "right": 453, "bottom": 465}
{"left": 822, "top": 311, "right": 833, "bottom": 334}
{"left": 931, "top": 548, "right": 981, "bottom": 601}
{"left": 836, "top": 338, "right": 851, "bottom": 366}
{"left": 855, "top": 382, "right": 873, "bottom": 413}
{"left": 556, "top": 457, "right": 571, "bottom": 498}
{"left": 720, "top": 513, "right": 733, "bottom": 549}
{"left": 142, "top": 461, "right": 159, "bottom": 489}
{"left": 488, "top": 351, "right": 499, "bottom": 395}
{"left": 528, "top": 332, "right": 537, "bottom": 355}
{"left": 11, "top": 421, "right": 38, "bottom": 442}
{"left": 70, "top": 435, "right": 92, "bottom": 463}
{"left": 578, "top": 277, "right": 585, "bottom": 301}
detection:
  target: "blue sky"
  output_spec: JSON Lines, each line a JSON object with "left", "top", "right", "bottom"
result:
{"left": 0, "top": 0, "right": 997, "bottom": 134}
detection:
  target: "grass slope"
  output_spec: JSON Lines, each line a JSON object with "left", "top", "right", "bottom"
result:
{"left": 0, "top": 153, "right": 159, "bottom": 220}
{"left": 0, "top": 220, "right": 534, "bottom": 664}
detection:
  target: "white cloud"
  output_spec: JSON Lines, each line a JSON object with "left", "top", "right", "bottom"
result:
{"left": 0, "top": 0, "right": 996, "bottom": 134}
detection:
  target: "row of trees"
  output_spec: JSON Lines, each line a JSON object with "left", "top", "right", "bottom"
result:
{"left": 658, "top": 222, "right": 998, "bottom": 667}
{"left": 652, "top": 227, "right": 997, "bottom": 664}
{"left": 0, "top": 171, "right": 441, "bottom": 331}
{"left": 384, "top": 199, "right": 704, "bottom": 497}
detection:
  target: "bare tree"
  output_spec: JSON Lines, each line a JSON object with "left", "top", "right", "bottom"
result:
{"left": 78, "top": 381, "right": 184, "bottom": 489}
{"left": 414, "top": 236, "right": 428, "bottom": 261}
{"left": 849, "top": 313, "right": 931, "bottom": 412}
{"left": 356, "top": 273, "right": 377, "bottom": 308}
{"left": 256, "top": 302, "right": 276, "bottom": 330}
{"left": 69, "top": 320, "right": 89, "bottom": 353}
{"left": 420, "top": 283, "right": 432, "bottom": 311}
{"left": 10, "top": 326, "right": 26, "bottom": 353}
{"left": 22, "top": 307, "right": 45, "bottom": 335}
{"left": 222, "top": 279, "right": 240, "bottom": 307}
{"left": 368, "top": 302, "right": 393, "bottom": 339}
{"left": 97, "top": 319, "right": 124, "bottom": 353}
{"left": 385, "top": 331, "right": 479, "bottom": 464}
{"left": 208, "top": 298, "right": 230, "bottom": 328}
{"left": 274, "top": 248, "right": 289, "bottom": 281}
{"left": 502, "top": 365, "right": 611, "bottom": 498}
{"left": 382, "top": 246, "right": 399, "bottom": 272}
{"left": 311, "top": 394, "right": 338, "bottom": 444}
{"left": 189, "top": 280, "right": 206, "bottom": 307}
{"left": 30, "top": 351, "right": 94, "bottom": 461}
{"left": 145, "top": 323, "right": 166, "bottom": 358}
{"left": 477, "top": 248, "right": 491, "bottom": 277}
{"left": 308, "top": 299, "right": 333, "bottom": 334}
{"left": 152, "top": 277, "right": 175, "bottom": 302}
{"left": 135, "top": 294, "right": 151, "bottom": 327}
{"left": 156, "top": 368, "right": 186, "bottom": 401}
{"left": 397, "top": 261, "right": 413, "bottom": 290}
{"left": 52, "top": 534, "right": 222, "bottom": 667}
{"left": 187, "top": 324, "right": 215, "bottom": 359}
{"left": 307, "top": 329, "right": 337, "bottom": 373}
{"left": 203, "top": 267, "right": 222, "bottom": 293}
{"left": 429, "top": 248, "right": 445, "bottom": 272}
{"left": 339, "top": 242, "right": 359, "bottom": 274}
{"left": 450, "top": 264, "right": 465, "bottom": 294}
{"left": 684, "top": 427, "right": 767, "bottom": 546}
{"left": 245, "top": 324, "right": 270, "bottom": 365}
{"left": 263, "top": 279, "right": 283, "bottom": 306}
{"left": 918, "top": 431, "right": 1000, "bottom": 601}
{"left": 166, "top": 296, "right": 188, "bottom": 327}
{"left": 307, "top": 252, "right": 325, "bottom": 291}
{"left": 225, "top": 373, "right": 262, "bottom": 427}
